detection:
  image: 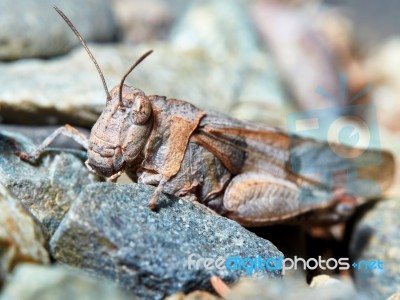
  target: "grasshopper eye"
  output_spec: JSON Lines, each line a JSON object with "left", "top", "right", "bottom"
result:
{"left": 132, "top": 95, "right": 151, "bottom": 125}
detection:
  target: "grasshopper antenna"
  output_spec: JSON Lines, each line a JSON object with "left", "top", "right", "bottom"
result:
{"left": 119, "top": 50, "right": 153, "bottom": 107}
{"left": 53, "top": 6, "right": 112, "bottom": 102}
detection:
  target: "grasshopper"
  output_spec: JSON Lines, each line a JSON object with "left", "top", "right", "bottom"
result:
{"left": 20, "top": 7, "right": 394, "bottom": 226}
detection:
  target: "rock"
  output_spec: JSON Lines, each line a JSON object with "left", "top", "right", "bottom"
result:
{"left": 0, "top": 264, "right": 135, "bottom": 300}
{"left": 226, "top": 275, "right": 359, "bottom": 300}
{"left": 110, "top": 0, "right": 186, "bottom": 44}
{"left": 365, "top": 39, "right": 400, "bottom": 134}
{"left": 0, "top": 44, "right": 227, "bottom": 126}
{"left": 0, "top": 184, "right": 49, "bottom": 286}
{"left": 0, "top": 0, "right": 116, "bottom": 60}
{"left": 165, "top": 291, "right": 220, "bottom": 300}
{"left": 229, "top": 50, "right": 291, "bottom": 126}
{"left": 322, "top": 0, "right": 400, "bottom": 50}
{"left": 0, "top": 1, "right": 288, "bottom": 127}
{"left": 250, "top": 1, "right": 349, "bottom": 117}
{"left": 171, "top": 0, "right": 290, "bottom": 125}
{"left": 364, "top": 40, "right": 400, "bottom": 196}
{"left": 309, "top": 274, "right": 344, "bottom": 288}
{"left": 49, "top": 183, "right": 282, "bottom": 300}
{"left": 388, "top": 293, "right": 400, "bottom": 300}
{"left": 171, "top": 0, "right": 256, "bottom": 61}
{"left": 0, "top": 131, "right": 101, "bottom": 236}
{"left": 0, "top": 44, "right": 250, "bottom": 126}
{"left": 350, "top": 197, "right": 400, "bottom": 299}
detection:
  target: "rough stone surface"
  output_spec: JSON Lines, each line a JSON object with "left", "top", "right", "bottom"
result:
{"left": 350, "top": 197, "right": 400, "bottom": 299}
{"left": 0, "top": 0, "right": 116, "bottom": 60}
{"left": 0, "top": 264, "right": 135, "bottom": 300}
{"left": 0, "top": 184, "right": 49, "bottom": 285}
{"left": 50, "top": 183, "right": 282, "bottom": 300}
{"left": 0, "top": 131, "right": 101, "bottom": 236}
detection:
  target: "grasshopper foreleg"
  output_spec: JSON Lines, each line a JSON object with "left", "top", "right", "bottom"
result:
{"left": 19, "top": 124, "right": 89, "bottom": 163}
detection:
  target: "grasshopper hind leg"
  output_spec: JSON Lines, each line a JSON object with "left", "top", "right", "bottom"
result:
{"left": 222, "top": 172, "right": 335, "bottom": 226}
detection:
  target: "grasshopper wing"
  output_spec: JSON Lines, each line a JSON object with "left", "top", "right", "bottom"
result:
{"left": 192, "top": 111, "right": 394, "bottom": 225}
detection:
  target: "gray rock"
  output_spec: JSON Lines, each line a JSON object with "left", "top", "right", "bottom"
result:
{"left": 350, "top": 198, "right": 400, "bottom": 299}
{"left": 0, "top": 0, "right": 116, "bottom": 60}
{"left": 0, "top": 131, "right": 101, "bottom": 236}
{"left": 0, "top": 184, "right": 49, "bottom": 285}
{"left": 0, "top": 264, "right": 135, "bottom": 300}
{"left": 50, "top": 183, "right": 282, "bottom": 300}
{"left": 0, "top": 44, "right": 218, "bottom": 127}
{"left": 230, "top": 51, "right": 291, "bottom": 126}
{"left": 171, "top": 0, "right": 256, "bottom": 61}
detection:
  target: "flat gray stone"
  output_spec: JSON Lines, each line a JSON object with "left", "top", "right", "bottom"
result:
{"left": 0, "top": 0, "right": 116, "bottom": 60}
{"left": 0, "top": 264, "right": 135, "bottom": 300}
{"left": 0, "top": 184, "right": 49, "bottom": 285}
{"left": 0, "top": 131, "right": 100, "bottom": 236}
{"left": 50, "top": 183, "right": 282, "bottom": 300}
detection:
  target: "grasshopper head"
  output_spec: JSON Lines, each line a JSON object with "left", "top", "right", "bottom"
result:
{"left": 53, "top": 7, "right": 154, "bottom": 178}
{"left": 86, "top": 85, "right": 153, "bottom": 177}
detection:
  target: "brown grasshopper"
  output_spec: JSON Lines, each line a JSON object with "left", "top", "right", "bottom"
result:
{"left": 20, "top": 7, "right": 395, "bottom": 226}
